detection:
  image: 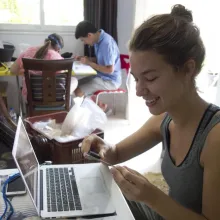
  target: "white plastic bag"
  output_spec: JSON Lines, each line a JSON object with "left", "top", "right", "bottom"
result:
{"left": 81, "top": 97, "right": 107, "bottom": 131}
{"left": 61, "top": 97, "right": 107, "bottom": 138}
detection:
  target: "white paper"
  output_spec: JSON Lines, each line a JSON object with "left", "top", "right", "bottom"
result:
{"left": 72, "top": 61, "right": 96, "bottom": 75}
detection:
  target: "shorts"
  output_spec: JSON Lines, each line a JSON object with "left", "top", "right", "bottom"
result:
{"left": 70, "top": 77, "right": 78, "bottom": 95}
{"left": 78, "top": 76, "right": 118, "bottom": 96}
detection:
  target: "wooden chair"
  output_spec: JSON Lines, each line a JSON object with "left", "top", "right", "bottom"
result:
{"left": 22, "top": 58, "right": 73, "bottom": 117}
{"left": 0, "top": 94, "right": 16, "bottom": 130}
{"left": 0, "top": 93, "right": 53, "bottom": 163}
{"left": 0, "top": 81, "right": 8, "bottom": 109}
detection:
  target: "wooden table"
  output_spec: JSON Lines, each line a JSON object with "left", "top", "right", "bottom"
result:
{"left": 0, "top": 62, "right": 97, "bottom": 77}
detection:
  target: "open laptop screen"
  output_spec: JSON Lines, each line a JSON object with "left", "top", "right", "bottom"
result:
{"left": 13, "top": 118, "right": 39, "bottom": 211}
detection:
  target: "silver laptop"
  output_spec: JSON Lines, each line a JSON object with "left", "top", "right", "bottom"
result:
{"left": 12, "top": 117, "right": 115, "bottom": 218}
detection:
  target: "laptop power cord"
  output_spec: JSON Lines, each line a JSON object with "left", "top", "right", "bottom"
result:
{"left": 0, "top": 173, "right": 20, "bottom": 220}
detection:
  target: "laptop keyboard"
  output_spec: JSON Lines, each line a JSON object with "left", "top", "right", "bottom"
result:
{"left": 46, "top": 167, "right": 82, "bottom": 212}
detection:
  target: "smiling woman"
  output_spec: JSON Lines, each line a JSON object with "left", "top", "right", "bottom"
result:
{"left": 129, "top": 2, "right": 204, "bottom": 115}
{"left": 80, "top": 4, "right": 220, "bottom": 220}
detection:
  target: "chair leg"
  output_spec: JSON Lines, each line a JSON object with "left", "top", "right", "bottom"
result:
{"left": 126, "top": 92, "right": 130, "bottom": 123}
{"left": 113, "top": 93, "right": 116, "bottom": 115}
{"left": 96, "top": 94, "right": 99, "bottom": 105}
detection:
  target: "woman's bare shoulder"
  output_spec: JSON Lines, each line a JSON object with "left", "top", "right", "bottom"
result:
{"left": 141, "top": 113, "right": 167, "bottom": 135}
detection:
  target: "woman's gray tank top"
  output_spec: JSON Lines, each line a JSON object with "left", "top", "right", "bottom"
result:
{"left": 161, "top": 104, "right": 220, "bottom": 214}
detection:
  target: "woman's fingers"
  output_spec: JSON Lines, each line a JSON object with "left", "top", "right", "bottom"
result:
{"left": 111, "top": 167, "right": 136, "bottom": 191}
{"left": 81, "top": 134, "right": 97, "bottom": 153}
{"left": 114, "top": 166, "right": 141, "bottom": 185}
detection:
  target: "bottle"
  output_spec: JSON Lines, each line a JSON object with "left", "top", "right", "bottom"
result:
{"left": 9, "top": 107, "right": 17, "bottom": 123}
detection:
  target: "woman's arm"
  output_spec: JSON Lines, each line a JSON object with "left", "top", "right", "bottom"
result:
{"left": 200, "top": 123, "right": 220, "bottom": 220}
{"left": 10, "top": 60, "right": 21, "bottom": 75}
{"left": 81, "top": 113, "right": 164, "bottom": 165}
{"left": 144, "top": 186, "right": 208, "bottom": 220}
{"left": 112, "top": 166, "right": 208, "bottom": 220}
{"left": 10, "top": 48, "right": 30, "bottom": 75}
{"left": 115, "top": 113, "right": 164, "bottom": 164}
{"left": 89, "top": 62, "right": 113, "bottom": 74}
{"left": 112, "top": 122, "right": 220, "bottom": 220}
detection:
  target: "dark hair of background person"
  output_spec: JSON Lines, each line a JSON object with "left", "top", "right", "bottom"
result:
{"left": 75, "top": 21, "right": 98, "bottom": 39}
{"left": 34, "top": 33, "right": 64, "bottom": 59}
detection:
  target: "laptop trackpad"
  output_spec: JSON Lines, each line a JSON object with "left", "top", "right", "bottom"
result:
{"left": 80, "top": 177, "right": 105, "bottom": 194}
{"left": 78, "top": 177, "right": 115, "bottom": 214}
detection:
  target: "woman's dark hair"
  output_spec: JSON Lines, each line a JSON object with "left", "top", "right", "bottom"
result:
{"left": 75, "top": 21, "right": 98, "bottom": 39}
{"left": 129, "top": 4, "right": 205, "bottom": 74}
{"left": 34, "top": 33, "right": 64, "bottom": 59}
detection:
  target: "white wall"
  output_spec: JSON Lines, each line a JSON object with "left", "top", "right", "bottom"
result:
{"left": 0, "top": 0, "right": 136, "bottom": 115}
{"left": 117, "top": 0, "right": 136, "bottom": 54}
{"left": 114, "top": 0, "right": 136, "bottom": 115}
{"left": 215, "top": 79, "right": 220, "bottom": 106}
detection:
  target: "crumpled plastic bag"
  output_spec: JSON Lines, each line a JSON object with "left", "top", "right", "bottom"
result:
{"left": 61, "top": 97, "right": 107, "bottom": 138}
{"left": 33, "top": 119, "right": 62, "bottom": 140}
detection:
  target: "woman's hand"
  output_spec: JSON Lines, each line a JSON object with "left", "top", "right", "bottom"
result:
{"left": 111, "top": 166, "right": 155, "bottom": 203}
{"left": 81, "top": 134, "right": 118, "bottom": 165}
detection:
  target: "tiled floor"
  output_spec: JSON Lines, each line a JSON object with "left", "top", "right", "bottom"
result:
{"left": 104, "top": 113, "right": 162, "bottom": 173}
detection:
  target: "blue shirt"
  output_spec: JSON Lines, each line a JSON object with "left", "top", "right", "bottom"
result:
{"left": 94, "top": 30, "right": 121, "bottom": 86}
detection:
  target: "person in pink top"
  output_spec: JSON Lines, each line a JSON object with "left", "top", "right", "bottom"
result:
{"left": 10, "top": 33, "right": 78, "bottom": 101}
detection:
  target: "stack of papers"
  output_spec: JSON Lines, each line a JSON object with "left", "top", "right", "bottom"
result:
{"left": 72, "top": 61, "right": 96, "bottom": 75}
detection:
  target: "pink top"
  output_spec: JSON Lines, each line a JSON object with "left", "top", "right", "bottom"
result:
{"left": 17, "top": 46, "right": 63, "bottom": 98}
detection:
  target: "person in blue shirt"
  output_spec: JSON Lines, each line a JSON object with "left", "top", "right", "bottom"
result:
{"left": 74, "top": 21, "right": 121, "bottom": 112}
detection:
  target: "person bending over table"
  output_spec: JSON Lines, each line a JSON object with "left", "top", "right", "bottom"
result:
{"left": 10, "top": 33, "right": 78, "bottom": 101}
{"left": 74, "top": 21, "right": 121, "bottom": 113}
